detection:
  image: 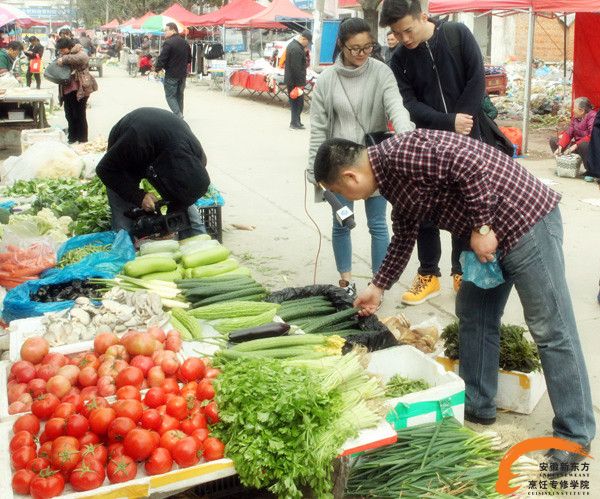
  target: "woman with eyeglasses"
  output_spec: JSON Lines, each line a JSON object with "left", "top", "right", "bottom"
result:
{"left": 307, "top": 17, "right": 414, "bottom": 297}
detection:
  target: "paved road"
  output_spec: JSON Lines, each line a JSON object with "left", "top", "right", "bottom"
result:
{"left": 56, "top": 65, "right": 600, "bottom": 493}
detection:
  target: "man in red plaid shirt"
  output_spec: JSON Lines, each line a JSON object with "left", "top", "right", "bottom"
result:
{"left": 314, "top": 130, "right": 595, "bottom": 474}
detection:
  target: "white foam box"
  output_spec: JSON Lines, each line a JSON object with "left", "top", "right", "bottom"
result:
{"left": 20, "top": 127, "right": 66, "bottom": 151}
{"left": 436, "top": 356, "right": 547, "bottom": 415}
{"left": 368, "top": 346, "right": 465, "bottom": 430}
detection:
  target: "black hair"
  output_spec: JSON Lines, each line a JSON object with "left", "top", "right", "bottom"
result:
{"left": 314, "top": 138, "right": 366, "bottom": 185}
{"left": 574, "top": 97, "right": 594, "bottom": 114}
{"left": 59, "top": 28, "right": 72, "bottom": 37}
{"left": 7, "top": 41, "right": 23, "bottom": 51}
{"left": 29, "top": 36, "right": 39, "bottom": 43}
{"left": 166, "top": 22, "right": 179, "bottom": 33}
{"left": 332, "top": 17, "right": 372, "bottom": 61}
{"left": 56, "top": 37, "right": 75, "bottom": 51}
{"left": 380, "top": 0, "right": 422, "bottom": 28}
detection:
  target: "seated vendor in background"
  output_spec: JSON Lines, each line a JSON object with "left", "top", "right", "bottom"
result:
{"left": 0, "top": 41, "right": 24, "bottom": 76}
{"left": 96, "top": 107, "right": 210, "bottom": 240}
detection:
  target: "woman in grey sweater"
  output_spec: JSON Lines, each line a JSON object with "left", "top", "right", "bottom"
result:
{"left": 308, "top": 18, "right": 413, "bottom": 295}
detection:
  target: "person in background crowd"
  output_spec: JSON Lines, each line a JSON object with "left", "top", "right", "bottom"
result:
{"left": 284, "top": 30, "right": 312, "bottom": 130}
{"left": 314, "top": 131, "right": 595, "bottom": 475}
{"left": 550, "top": 96, "right": 597, "bottom": 181}
{"left": 96, "top": 107, "right": 209, "bottom": 240}
{"left": 139, "top": 53, "right": 153, "bottom": 75}
{"left": 154, "top": 23, "right": 191, "bottom": 118}
{"left": 46, "top": 34, "right": 56, "bottom": 60}
{"left": 140, "top": 36, "right": 151, "bottom": 54}
{"left": 382, "top": 31, "right": 399, "bottom": 64}
{"left": 114, "top": 36, "right": 123, "bottom": 61}
{"left": 78, "top": 31, "right": 94, "bottom": 55}
{"left": 307, "top": 18, "right": 413, "bottom": 297}
{"left": 56, "top": 37, "right": 97, "bottom": 144}
{"left": 380, "top": 0, "right": 490, "bottom": 305}
{"left": 0, "top": 41, "right": 23, "bottom": 76}
{"left": 24, "top": 36, "right": 44, "bottom": 89}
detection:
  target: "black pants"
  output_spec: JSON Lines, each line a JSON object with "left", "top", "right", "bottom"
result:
{"left": 549, "top": 136, "right": 591, "bottom": 172}
{"left": 417, "top": 221, "right": 465, "bottom": 276}
{"left": 288, "top": 86, "right": 304, "bottom": 127}
{"left": 26, "top": 71, "right": 41, "bottom": 89}
{"left": 63, "top": 92, "right": 88, "bottom": 143}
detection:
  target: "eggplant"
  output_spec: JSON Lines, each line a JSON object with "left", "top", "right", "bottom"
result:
{"left": 228, "top": 322, "right": 291, "bottom": 344}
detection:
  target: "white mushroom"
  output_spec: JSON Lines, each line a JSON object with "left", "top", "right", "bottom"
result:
{"left": 96, "top": 324, "right": 112, "bottom": 334}
{"left": 75, "top": 297, "right": 91, "bottom": 306}
{"left": 70, "top": 308, "right": 91, "bottom": 326}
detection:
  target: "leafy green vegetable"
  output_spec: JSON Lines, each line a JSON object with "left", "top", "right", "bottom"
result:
{"left": 0, "top": 208, "right": 72, "bottom": 242}
{"left": 441, "top": 321, "right": 541, "bottom": 373}
{"left": 385, "top": 375, "right": 430, "bottom": 398}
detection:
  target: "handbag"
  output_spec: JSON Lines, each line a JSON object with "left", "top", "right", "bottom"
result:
{"left": 29, "top": 55, "right": 42, "bottom": 74}
{"left": 555, "top": 154, "right": 582, "bottom": 178}
{"left": 43, "top": 61, "right": 72, "bottom": 85}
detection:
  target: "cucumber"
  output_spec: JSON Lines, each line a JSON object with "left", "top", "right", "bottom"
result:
{"left": 140, "top": 240, "right": 179, "bottom": 255}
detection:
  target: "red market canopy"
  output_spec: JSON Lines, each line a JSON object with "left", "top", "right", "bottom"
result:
{"left": 196, "top": 0, "right": 265, "bottom": 27}
{"left": 0, "top": 3, "right": 45, "bottom": 28}
{"left": 161, "top": 3, "right": 206, "bottom": 26}
{"left": 429, "top": 0, "right": 600, "bottom": 13}
{"left": 225, "top": 0, "right": 312, "bottom": 29}
{"left": 101, "top": 18, "right": 120, "bottom": 30}
{"left": 120, "top": 17, "right": 136, "bottom": 27}
{"left": 129, "top": 11, "right": 157, "bottom": 29}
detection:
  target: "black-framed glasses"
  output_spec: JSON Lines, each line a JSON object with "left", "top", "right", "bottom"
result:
{"left": 343, "top": 44, "right": 375, "bottom": 56}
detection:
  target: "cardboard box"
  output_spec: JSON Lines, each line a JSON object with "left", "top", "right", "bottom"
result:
{"left": 368, "top": 346, "right": 465, "bottom": 430}
{"left": 7, "top": 110, "right": 25, "bottom": 121}
{"left": 436, "top": 356, "right": 547, "bottom": 415}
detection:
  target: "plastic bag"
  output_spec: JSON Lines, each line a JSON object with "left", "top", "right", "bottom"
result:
{"left": 460, "top": 251, "right": 505, "bottom": 289}
{"left": 0, "top": 242, "right": 56, "bottom": 289}
{"left": 266, "top": 285, "right": 398, "bottom": 351}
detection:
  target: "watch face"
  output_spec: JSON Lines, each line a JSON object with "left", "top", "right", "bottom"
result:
{"left": 479, "top": 225, "right": 491, "bottom": 235}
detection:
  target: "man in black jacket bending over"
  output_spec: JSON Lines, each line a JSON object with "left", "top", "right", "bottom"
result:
{"left": 284, "top": 30, "right": 311, "bottom": 130}
{"left": 155, "top": 23, "right": 191, "bottom": 118}
{"left": 96, "top": 108, "right": 210, "bottom": 239}
{"left": 380, "top": 0, "right": 487, "bottom": 306}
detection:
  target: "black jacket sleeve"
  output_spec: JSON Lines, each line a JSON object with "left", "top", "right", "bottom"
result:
{"left": 155, "top": 41, "right": 171, "bottom": 72}
{"left": 454, "top": 25, "right": 485, "bottom": 117}
{"left": 284, "top": 41, "right": 306, "bottom": 88}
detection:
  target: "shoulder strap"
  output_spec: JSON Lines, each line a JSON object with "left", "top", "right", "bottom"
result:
{"left": 335, "top": 72, "right": 368, "bottom": 136}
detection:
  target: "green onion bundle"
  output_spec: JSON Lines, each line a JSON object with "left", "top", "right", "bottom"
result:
{"left": 385, "top": 374, "right": 430, "bottom": 398}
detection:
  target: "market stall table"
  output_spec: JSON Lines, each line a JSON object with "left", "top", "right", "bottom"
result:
{"left": 0, "top": 89, "right": 52, "bottom": 129}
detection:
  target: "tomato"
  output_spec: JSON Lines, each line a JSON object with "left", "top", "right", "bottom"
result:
{"left": 78, "top": 367, "right": 99, "bottom": 387}
{"left": 70, "top": 457, "right": 105, "bottom": 491}
{"left": 116, "top": 385, "right": 141, "bottom": 401}
{"left": 203, "top": 437, "right": 225, "bottom": 461}
{"left": 106, "top": 455, "right": 137, "bottom": 483}
{"left": 190, "top": 428, "right": 209, "bottom": 447}
{"left": 94, "top": 332, "right": 120, "bottom": 355}
{"left": 26, "top": 457, "right": 50, "bottom": 474}
{"left": 165, "top": 330, "right": 182, "bottom": 352}
{"left": 172, "top": 436, "right": 202, "bottom": 467}
{"left": 79, "top": 431, "right": 101, "bottom": 447}
{"left": 149, "top": 430, "right": 160, "bottom": 449}
{"left": 11, "top": 360, "right": 36, "bottom": 384}
{"left": 115, "top": 366, "right": 144, "bottom": 390}
{"left": 107, "top": 442, "right": 125, "bottom": 460}
{"left": 13, "top": 414, "right": 40, "bottom": 435}
{"left": 144, "top": 447, "right": 173, "bottom": 475}
{"left": 52, "top": 402, "right": 76, "bottom": 419}
{"left": 204, "top": 368, "right": 221, "bottom": 379}
{"left": 20, "top": 337, "right": 49, "bottom": 365}
{"left": 11, "top": 445, "right": 37, "bottom": 470}
{"left": 121, "top": 331, "right": 157, "bottom": 357}
{"left": 104, "top": 345, "right": 130, "bottom": 362}
{"left": 10, "top": 430, "right": 36, "bottom": 452}
{"left": 178, "top": 358, "right": 206, "bottom": 383}
{"left": 35, "top": 364, "right": 58, "bottom": 382}
{"left": 204, "top": 401, "right": 219, "bottom": 424}
{"left": 46, "top": 375, "right": 71, "bottom": 399}
{"left": 158, "top": 414, "right": 180, "bottom": 435}
{"left": 57, "top": 365, "right": 79, "bottom": 385}
{"left": 27, "top": 378, "right": 47, "bottom": 398}
{"left": 44, "top": 418, "right": 66, "bottom": 440}
{"left": 159, "top": 429, "right": 186, "bottom": 454}
{"left": 180, "top": 411, "right": 207, "bottom": 435}
{"left": 144, "top": 387, "right": 166, "bottom": 408}
{"left": 80, "top": 443, "right": 108, "bottom": 465}
{"left": 140, "top": 409, "right": 162, "bottom": 431}
{"left": 50, "top": 436, "right": 80, "bottom": 473}
{"left": 96, "top": 375, "right": 116, "bottom": 397}
{"left": 180, "top": 381, "right": 198, "bottom": 399}
{"left": 8, "top": 380, "right": 28, "bottom": 404}
{"left": 37, "top": 442, "right": 53, "bottom": 460}
{"left": 107, "top": 416, "right": 137, "bottom": 444}
{"left": 114, "top": 399, "right": 144, "bottom": 423}
{"left": 146, "top": 326, "right": 166, "bottom": 343}
{"left": 130, "top": 355, "right": 153, "bottom": 376}
{"left": 146, "top": 365, "right": 166, "bottom": 388}
{"left": 81, "top": 396, "right": 109, "bottom": 418}
{"left": 42, "top": 352, "right": 69, "bottom": 368}
{"left": 161, "top": 356, "right": 180, "bottom": 376}
{"left": 88, "top": 407, "right": 116, "bottom": 436}
{"left": 61, "top": 392, "right": 84, "bottom": 412}
{"left": 196, "top": 378, "right": 216, "bottom": 401}
{"left": 65, "top": 414, "right": 89, "bottom": 438}
{"left": 123, "top": 428, "right": 156, "bottom": 461}
{"left": 76, "top": 353, "right": 99, "bottom": 371}
{"left": 79, "top": 386, "right": 99, "bottom": 400}
{"left": 29, "top": 468, "right": 65, "bottom": 499}
{"left": 166, "top": 396, "right": 188, "bottom": 420}
{"left": 12, "top": 468, "right": 36, "bottom": 494}
{"left": 8, "top": 401, "right": 26, "bottom": 415}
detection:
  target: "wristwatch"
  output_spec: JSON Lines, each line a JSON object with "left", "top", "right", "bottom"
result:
{"left": 475, "top": 224, "right": 492, "bottom": 236}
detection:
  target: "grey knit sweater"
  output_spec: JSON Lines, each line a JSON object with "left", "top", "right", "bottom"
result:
{"left": 308, "top": 55, "right": 414, "bottom": 174}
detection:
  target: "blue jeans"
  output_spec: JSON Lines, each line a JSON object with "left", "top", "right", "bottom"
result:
{"left": 456, "top": 207, "right": 595, "bottom": 445}
{"left": 106, "top": 187, "right": 206, "bottom": 240}
{"left": 331, "top": 193, "right": 389, "bottom": 275}
{"left": 163, "top": 77, "right": 186, "bottom": 117}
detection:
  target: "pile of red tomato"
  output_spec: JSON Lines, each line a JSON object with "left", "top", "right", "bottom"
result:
{"left": 7, "top": 327, "right": 225, "bottom": 498}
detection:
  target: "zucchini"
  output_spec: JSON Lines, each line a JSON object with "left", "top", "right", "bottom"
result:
{"left": 317, "top": 319, "right": 359, "bottom": 332}
{"left": 302, "top": 307, "right": 360, "bottom": 334}
{"left": 189, "top": 300, "right": 278, "bottom": 320}
{"left": 180, "top": 239, "right": 220, "bottom": 255}
{"left": 183, "top": 282, "right": 260, "bottom": 299}
{"left": 211, "top": 308, "right": 279, "bottom": 334}
{"left": 179, "top": 234, "right": 211, "bottom": 245}
{"left": 140, "top": 240, "right": 179, "bottom": 255}
{"left": 137, "top": 251, "right": 178, "bottom": 260}
{"left": 176, "top": 275, "right": 254, "bottom": 286}
{"left": 141, "top": 268, "right": 183, "bottom": 282}
{"left": 192, "top": 286, "right": 266, "bottom": 306}
{"left": 182, "top": 246, "right": 230, "bottom": 268}
{"left": 123, "top": 256, "right": 178, "bottom": 278}
{"left": 177, "top": 277, "right": 256, "bottom": 290}
{"left": 228, "top": 322, "right": 291, "bottom": 343}
{"left": 231, "top": 334, "right": 326, "bottom": 352}
{"left": 190, "top": 259, "right": 239, "bottom": 278}
{"left": 279, "top": 296, "right": 331, "bottom": 308}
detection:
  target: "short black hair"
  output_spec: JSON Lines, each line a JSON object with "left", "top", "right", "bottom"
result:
{"left": 59, "top": 28, "right": 72, "bottom": 37}
{"left": 29, "top": 36, "right": 39, "bottom": 43}
{"left": 300, "top": 30, "right": 312, "bottom": 42}
{"left": 56, "top": 37, "right": 75, "bottom": 51}
{"left": 314, "top": 138, "right": 365, "bottom": 185}
{"left": 380, "top": 0, "right": 423, "bottom": 28}
{"left": 166, "top": 22, "right": 179, "bottom": 33}
{"left": 7, "top": 41, "right": 23, "bottom": 51}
